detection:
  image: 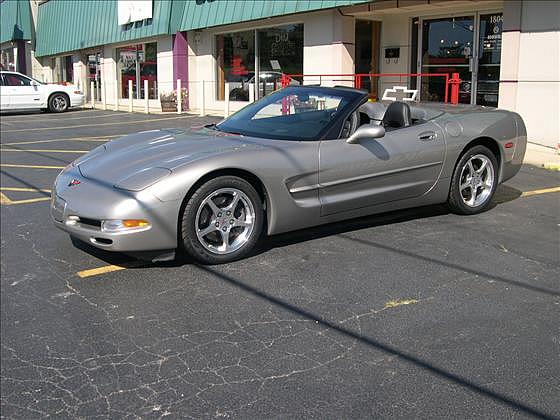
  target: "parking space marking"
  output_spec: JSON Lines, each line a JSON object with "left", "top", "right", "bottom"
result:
{"left": 1, "top": 164, "right": 65, "bottom": 169}
{"left": 2, "top": 115, "right": 196, "bottom": 132}
{"left": 1, "top": 187, "right": 51, "bottom": 193}
{"left": 1, "top": 148, "right": 88, "bottom": 154}
{"left": 77, "top": 262, "right": 145, "bottom": 278}
{"left": 0, "top": 193, "right": 50, "bottom": 205}
{"left": 521, "top": 186, "right": 560, "bottom": 197}
{"left": 0, "top": 188, "right": 52, "bottom": 206}
{"left": 2, "top": 112, "right": 137, "bottom": 123}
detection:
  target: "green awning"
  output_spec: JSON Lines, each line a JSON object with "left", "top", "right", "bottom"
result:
{"left": 171, "top": 0, "right": 372, "bottom": 32}
{"left": 0, "top": 0, "right": 33, "bottom": 43}
{"left": 36, "top": 0, "right": 173, "bottom": 57}
{"left": 35, "top": 0, "right": 373, "bottom": 57}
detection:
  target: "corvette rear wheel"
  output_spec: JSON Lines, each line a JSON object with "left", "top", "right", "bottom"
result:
{"left": 447, "top": 145, "right": 498, "bottom": 215}
{"left": 181, "top": 176, "right": 263, "bottom": 264}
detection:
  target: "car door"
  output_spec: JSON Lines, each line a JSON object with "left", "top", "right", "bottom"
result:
{"left": 319, "top": 120, "right": 445, "bottom": 216}
{"left": 3, "top": 73, "right": 42, "bottom": 109}
{"left": 0, "top": 75, "right": 10, "bottom": 110}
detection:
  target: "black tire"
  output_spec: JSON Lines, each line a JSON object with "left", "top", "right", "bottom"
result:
{"left": 181, "top": 176, "right": 264, "bottom": 264}
{"left": 48, "top": 93, "right": 69, "bottom": 113}
{"left": 447, "top": 145, "right": 499, "bottom": 215}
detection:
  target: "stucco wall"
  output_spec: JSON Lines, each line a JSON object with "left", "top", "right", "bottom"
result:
{"left": 499, "top": 0, "right": 560, "bottom": 147}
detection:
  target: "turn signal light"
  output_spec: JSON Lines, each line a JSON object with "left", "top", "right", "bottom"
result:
{"left": 122, "top": 219, "right": 150, "bottom": 228}
{"left": 101, "top": 219, "right": 150, "bottom": 232}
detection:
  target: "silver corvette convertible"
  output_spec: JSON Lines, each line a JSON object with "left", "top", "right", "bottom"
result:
{"left": 51, "top": 86, "right": 526, "bottom": 264}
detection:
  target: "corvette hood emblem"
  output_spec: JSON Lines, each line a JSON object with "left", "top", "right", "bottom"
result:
{"left": 68, "top": 179, "right": 81, "bottom": 187}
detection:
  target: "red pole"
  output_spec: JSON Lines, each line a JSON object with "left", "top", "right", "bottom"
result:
{"left": 450, "top": 72, "right": 460, "bottom": 104}
{"left": 444, "top": 74, "right": 449, "bottom": 103}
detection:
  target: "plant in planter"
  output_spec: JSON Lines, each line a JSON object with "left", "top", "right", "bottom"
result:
{"left": 159, "top": 88, "right": 188, "bottom": 112}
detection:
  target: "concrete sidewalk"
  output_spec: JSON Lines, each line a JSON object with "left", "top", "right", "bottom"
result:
{"left": 524, "top": 142, "right": 560, "bottom": 171}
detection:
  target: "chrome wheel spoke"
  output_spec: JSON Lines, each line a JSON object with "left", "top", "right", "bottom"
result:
{"left": 225, "top": 192, "right": 240, "bottom": 212}
{"left": 233, "top": 219, "right": 251, "bottom": 228}
{"left": 469, "top": 185, "right": 478, "bottom": 205}
{"left": 198, "top": 224, "right": 217, "bottom": 237}
{"left": 476, "top": 159, "right": 487, "bottom": 174}
{"left": 205, "top": 198, "right": 222, "bottom": 217}
{"left": 219, "top": 229, "right": 230, "bottom": 251}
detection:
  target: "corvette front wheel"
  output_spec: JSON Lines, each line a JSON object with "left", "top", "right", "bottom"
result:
{"left": 181, "top": 176, "right": 264, "bottom": 264}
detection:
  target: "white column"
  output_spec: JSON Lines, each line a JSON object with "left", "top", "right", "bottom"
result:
{"left": 144, "top": 79, "right": 149, "bottom": 114}
{"left": 199, "top": 81, "right": 205, "bottom": 117}
{"left": 128, "top": 80, "right": 133, "bottom": 112}
{"left": 177, "top": 79, "right": 182, "bottom": 114}
{"left": 249, "top": 83, "right": 255, "bottom": 103}
{"left": 101, "top": 57, "right": 107, "bottom": 110}
{"left": 90, "top": 81, "right": 95, "bottom": 108}
{"left": 224, "top": 82, "right": 230, "bottom": 118}
{"left": 114, "top": 81, "right": 119, "bottom": 111}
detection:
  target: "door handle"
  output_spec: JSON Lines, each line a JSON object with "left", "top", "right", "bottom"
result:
{"left": 418, "top": 131, "right": 437, "bottom": 141}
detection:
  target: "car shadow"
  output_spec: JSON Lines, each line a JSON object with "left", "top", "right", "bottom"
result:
{"left": 0, "top": 108, "right": 87, "bottom": 116}
{"left": 70, "top": 183, "right": 523, "bottom": 268}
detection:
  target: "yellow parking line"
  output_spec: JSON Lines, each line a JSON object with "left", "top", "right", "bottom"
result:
{"left": 1, "top": 164, "right": 65, "bottom": 169}
{"left": 1, "top": 187, "right": 51, "bottom": 193}
{"left": 2, "top": 115, "right": 195, "bottom": 132}
{"left": 77, "top": 262, "right": 146, "bottom": 278}
{"left": 77, "top": 265, "right": 128, "bottom": 278}
{"left": 0, "top": 192, "right": 12, "bottom": 205}
{"left": 1, "top": 149, "right": 88, "bottom": 153}
{"left": 3, "top": 136, "right": 114, "bottom": 146}
{"left": 521, "top": 186, "right": 560, "bottom": 197}
{"left": 1, "top": 196, "right": 51, "bottom": 205}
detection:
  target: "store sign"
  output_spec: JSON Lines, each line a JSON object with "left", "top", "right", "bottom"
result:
{"left": 118, "top": 0, "right": 153, "bottom": 25}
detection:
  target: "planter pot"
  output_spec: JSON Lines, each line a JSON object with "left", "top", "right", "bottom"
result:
{"left": 160, "top": 100, "right": 177, "bottom": 112}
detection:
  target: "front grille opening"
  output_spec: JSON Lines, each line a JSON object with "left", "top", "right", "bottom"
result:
{"left": 92, "top": 237, "right": 112, "bottom": 245}
{"left": 79, "top": 217, "right": 101, "bottom": 228}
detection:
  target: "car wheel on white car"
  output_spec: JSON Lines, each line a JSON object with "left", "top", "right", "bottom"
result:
{"left": 48, "top": 93, "right": 69, "bottom": 113}
{"left": 181, "top": 176, "right": 264, "bottom": 264}
{"left": 447, "top": 145, "right": 498, "bottom": 215}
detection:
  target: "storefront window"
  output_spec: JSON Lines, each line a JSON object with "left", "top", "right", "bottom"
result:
{"left": 216, "top": 30, "right": 255, "bottom": 101}
{"left": 0, "top": 47, "right": 15, "bottom": 71}
{"left": 117, "top": 42, "right": 157, "bottom": 99}
{"left": 216, "top": 24, "right": 303, "bottom": 101}
{"left": 258, "top": 24, "right": 303, "bottom": 97}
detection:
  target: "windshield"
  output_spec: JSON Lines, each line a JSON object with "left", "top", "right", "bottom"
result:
{"left": 216, "top": 86, "right": 364, "bottom": 141}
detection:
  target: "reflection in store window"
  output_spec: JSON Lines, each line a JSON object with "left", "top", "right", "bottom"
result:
{"left": 216, "top": 25, "right": 303, "bottom": 102}
{"left": 216, "top": 30, "right": 255, "bottom": 101}
{"left": 117, "top": 42, "right": 157, "bottom": 99}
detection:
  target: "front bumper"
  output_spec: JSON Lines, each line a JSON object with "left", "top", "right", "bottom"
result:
{"left": 51, "top": 167, "right": 179, "bottom": 253}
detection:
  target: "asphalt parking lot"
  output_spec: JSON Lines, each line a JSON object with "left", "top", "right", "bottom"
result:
{"left": 1, "top": 108, "right": 559, "bottom": 419}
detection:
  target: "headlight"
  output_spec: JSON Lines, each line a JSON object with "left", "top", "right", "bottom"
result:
{"left": 114, "top": 167, "right": 171, "bottom": 191}
{"left": 101, "top": 219, "right": 150, "bottom": 232}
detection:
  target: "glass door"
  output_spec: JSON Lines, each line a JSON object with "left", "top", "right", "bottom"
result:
{"left": 420, "top": 16, "right": 475, "bottom": 104}
{"left": 476, "top": 13, "right": 503, "bottom": 107}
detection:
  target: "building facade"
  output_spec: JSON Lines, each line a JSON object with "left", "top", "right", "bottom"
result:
{"left": 1, "top": 0, "right": 558, "bottom": 147}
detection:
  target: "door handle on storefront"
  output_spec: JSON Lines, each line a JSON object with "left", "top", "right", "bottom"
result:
{"left": 418, "top": 131, "right": 437, "bottom": 141}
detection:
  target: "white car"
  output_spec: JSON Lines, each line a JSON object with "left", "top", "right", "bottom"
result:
{"left": 0, "top": 71, "right": 85, "bottom": 113}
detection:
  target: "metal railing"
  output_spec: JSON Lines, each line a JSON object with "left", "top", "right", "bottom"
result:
{"left": 281, "top": 72, "right": 462, "bottom": 104}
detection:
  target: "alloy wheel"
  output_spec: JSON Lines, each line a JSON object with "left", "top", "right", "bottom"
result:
{"left": 459, "top": 154, "right": 494, "bottom": 207}
{"left": 194, "top": 188, "right": 256, "bottom": 255}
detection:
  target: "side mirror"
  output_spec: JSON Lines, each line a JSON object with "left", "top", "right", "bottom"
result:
{"left": 346, "top": 125, "right": 386, "bottom": 144}
{"left": 30, "top": 80, "right": 39, "bottom": 87}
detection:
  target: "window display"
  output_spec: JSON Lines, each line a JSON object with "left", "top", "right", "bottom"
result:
{"left": 216, "top": 24, "right": 303, "bottom": 101}
{"left": 117, "top": 42, "right": 157, "bottom": 99}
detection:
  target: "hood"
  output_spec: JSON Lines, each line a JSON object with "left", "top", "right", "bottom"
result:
{"left": 77, "top": 128, "right": 263, "bottom": 189}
